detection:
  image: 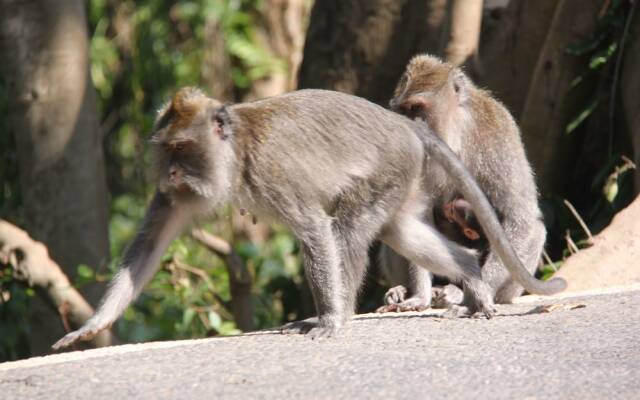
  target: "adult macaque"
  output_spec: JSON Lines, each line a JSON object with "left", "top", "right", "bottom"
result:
{"left": 381, "top": 55, "right": 547, "bottom": 312}
{"left": 53, "top": 88, "right": 563, "bottom": 349}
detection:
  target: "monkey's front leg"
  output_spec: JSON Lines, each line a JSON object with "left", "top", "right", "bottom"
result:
{"left": 52, "top": 192, "right": 189, "bottom": 350}
{"left": 381, "top": 213, "right": 495, "bottom": 319}
{"left": 378, "top": 205, "right": 435, "bottom": 314}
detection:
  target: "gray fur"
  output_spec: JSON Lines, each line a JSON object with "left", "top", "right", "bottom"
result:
{"left": 53, "top": 88, "right": 564, "bottom": 349}
{"left": 381, "top": 54, "right": 553, "bottom": 311}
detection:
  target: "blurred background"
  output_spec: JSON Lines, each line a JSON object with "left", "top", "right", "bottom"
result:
{"left": 1, "top": 0, "right": 639, "bottom": 361}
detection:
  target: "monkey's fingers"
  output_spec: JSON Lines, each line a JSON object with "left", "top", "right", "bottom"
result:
{"left": 442, "top": 203, "right": 456, "bottom": 222}
{"left": 307, "top": 325, "right": 338, "bottom": 340}
{"left": 383, "top": 285, "right": 408, "bottom": 305}
{"left": 377, "top": 302, "right": 429, "bottom": 313}
{"left": 51, "top": 324, "right": 105, "bottom": 350}
{"left": 442, "top": 305, "right": 471, "bottom": 318}
{"left": 280, "top": 317, "right": 318, "bottom": 335}
{"left": 52, "top": 331, "right": 87, "bottom": 350}
{"left": 376, "top": 304, "right": 400, "bottom": 313}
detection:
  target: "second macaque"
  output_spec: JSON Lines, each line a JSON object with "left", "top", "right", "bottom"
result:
{"left": 381, "top": 54, "right": 547, "bottom": 312}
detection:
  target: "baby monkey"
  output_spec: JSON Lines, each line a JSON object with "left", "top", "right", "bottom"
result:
{"left": 381, "top": 54, "right": 547, "bottom": 312}
{"left": 439, "top": 198, "right": 483, "bottom": 243}
{"left": 53, "top": 88, "right": 564, "bottom": 349}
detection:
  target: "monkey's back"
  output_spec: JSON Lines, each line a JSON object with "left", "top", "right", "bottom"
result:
{"left": 229, "top": 90, "right": 424, "bottom": 216}
{"left": 462, "top": 89, "right": 540, "bottom": 218}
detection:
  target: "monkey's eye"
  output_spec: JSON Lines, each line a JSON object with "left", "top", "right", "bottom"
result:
{"left": 174, "top": 141, "right": 193, "bottom": 153}
{"left": 410, "top": 104, "right": 422, "bottom": 115}
{"left": 453, "top": 81, "right": 462, "bottom": 94}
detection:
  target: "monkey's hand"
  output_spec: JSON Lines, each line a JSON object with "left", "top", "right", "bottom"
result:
{"left": 377, "top": 286, "right": 430, "bottom": 313}
{"left": 52, "top": 318, "right": 112, "bottom": 350}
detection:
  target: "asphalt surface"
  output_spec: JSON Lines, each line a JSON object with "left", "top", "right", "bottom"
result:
{"left": 1, "top": 287, "right": 639, "bottom": 399}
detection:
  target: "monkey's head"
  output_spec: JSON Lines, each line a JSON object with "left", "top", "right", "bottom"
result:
{"left": 390, "top": 55, "right": 469, "bottom": 133}
{"left": 151, "top": 87, "right": 234, "bottom": 203}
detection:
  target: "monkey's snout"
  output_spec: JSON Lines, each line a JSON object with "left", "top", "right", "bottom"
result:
{"left": 168, "top": 166, "right": 181, "bottom": 182}
{"left": 167, "top": 166, "right": 190, "bottom": 193}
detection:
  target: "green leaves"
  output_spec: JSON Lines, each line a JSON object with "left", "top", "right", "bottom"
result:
{"left": 589, "top": 42, "right": 618, "bottom": 69}
{"left": 565, "top": 97, "right": 599, "bottom": 134}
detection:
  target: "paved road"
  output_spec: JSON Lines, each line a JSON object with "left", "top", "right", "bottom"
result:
{"left": 1, "top": 288, "right": 639, "bottom": 399}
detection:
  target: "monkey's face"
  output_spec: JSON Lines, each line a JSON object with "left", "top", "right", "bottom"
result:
{"left": 150, "top": 87, "right": 232, "bottom": 202}
{"left": 390, "top": 55, "right": 467, "bottom": 135}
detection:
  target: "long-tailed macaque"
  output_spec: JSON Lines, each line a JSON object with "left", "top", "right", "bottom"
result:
{"left": 381, "top": 55, "right": 547, "bottom": 312}
{"left": 53, "top": 88, "right": 563, "bottom": 349}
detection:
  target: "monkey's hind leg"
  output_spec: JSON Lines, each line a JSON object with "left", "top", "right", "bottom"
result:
{"left": 282, "top": 215, "right": 347, "bottom": 339}
{"left": 381, "top": 213, "right": 495, "bottom": 318}
{"left": 492, "top": 220, "right": 546, "bottom": 304}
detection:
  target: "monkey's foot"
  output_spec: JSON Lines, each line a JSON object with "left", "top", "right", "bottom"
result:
{"left": 383, "top": 285, "right": 408, "bottom": 305}
{"left": 307, "top": 324, "right": 340, "bottom": 340}
{"left": 280, "top": 317, "right": 318, "bottom": 335}
{"left": 52, "top": 320, "right": 112, "bottom": 350}
{"left": 442, "top": 303, "right": 496, "bottom": 319}
{"left": 432, "top": 284, "right": 464, "bottom": 309}
{"left": 376, "top": 298, "right": 430, "bottom": 313}
{"left": 444, "top": 279, "right": 496, "bottom": 319}
{"left": 281, "top": 317, "right": 340, "bottom": 339}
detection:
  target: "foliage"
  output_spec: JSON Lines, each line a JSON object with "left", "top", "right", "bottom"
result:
{"left": 0, "top": 270, "right": 32, "bottom": 361}
{"left": 0, "top": 75, "right": 21, "bottom": 223}
{"left": 0, "top": 42, "right": 28, "bottom": 364}
{"left": 1, "top": 0, "right": 302, "bottom": 360}
{"left": 540, "top": 0, "right": 636, "bottom": 272}
{"left": 85, "top": 0, "right": 303, "bottom": 345}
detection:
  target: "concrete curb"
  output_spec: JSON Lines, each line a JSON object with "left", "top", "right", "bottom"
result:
{"left": 2, "top": 283, "right": 638, "bottom": 373}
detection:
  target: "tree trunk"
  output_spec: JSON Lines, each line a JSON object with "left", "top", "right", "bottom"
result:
{"left": 202, "top": 17, "right": 235, "bottom": 102}
{"left": 621, "top": 7, "right": 640, "bottom": 193}
{"left": 478, "top": 0, "right": 558, "bottom": 118}
{"left": 0, "top": 0, "right": 110, "bottom": 355}
{"left": 442, "top": 0, "right": 483, "bottom": 77}
{"left": 518, "top": 0, "right": 601, "bottom": 196}
{"left": 298, "top": 0, "right": 447, "bottom": 105}
{"left": 250, "top": 0, "right": 309, "bottom": 100}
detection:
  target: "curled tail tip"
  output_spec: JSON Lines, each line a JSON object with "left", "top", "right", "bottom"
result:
{"left": 541, "top": 277, "right": 568, "bottom": 295}
{"left": 51, "top": 338, "right": 68, "bottom": 350}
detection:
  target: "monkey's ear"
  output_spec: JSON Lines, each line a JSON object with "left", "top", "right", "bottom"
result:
{"left": 452, "top": 70, "right": 469, "bottom": 104}
{"left": 390, "top": 78, "right": 409, "bottom": 111}
{"left": 154, "top": 101, "right": 174, "bottom": 130}
{"left": 212, "top": 106, "right": 232, "bottom": 140}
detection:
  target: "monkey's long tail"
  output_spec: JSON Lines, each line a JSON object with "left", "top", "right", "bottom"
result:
{"left": 417, "top": 124, "right": 567, "bottom": 296}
